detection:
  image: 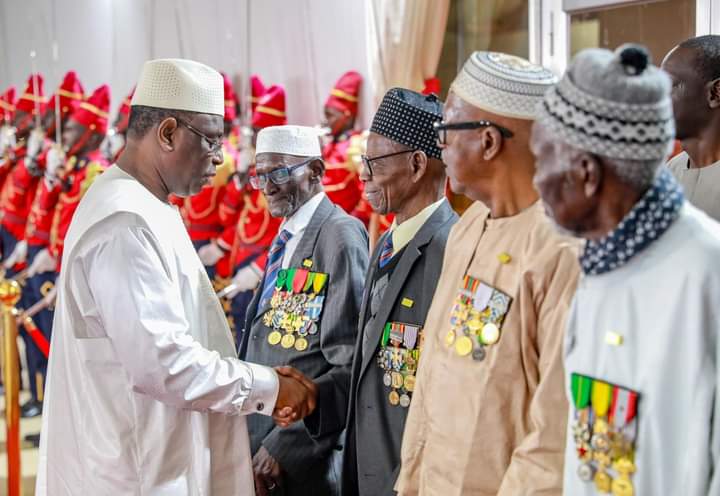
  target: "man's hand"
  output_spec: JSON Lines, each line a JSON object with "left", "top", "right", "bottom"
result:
{"left": 27, "top": 248, "right": 57, "bottom": 277}
{"left": 252, "top": 446, "right": 283, "bottom": 496}
{"left": 197, "top": 241, "right": 225, "bottom": 266}
{"left": 273, "top": 366, "right": 317, "bottom": 427}
{"left": 3, "top": 240, "right": 27, "bottom": 269}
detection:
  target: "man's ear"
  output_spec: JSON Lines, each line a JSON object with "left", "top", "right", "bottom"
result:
{"left": 308, "top": 158, "right": 325, "bottom": 183}
{"left": 481, "top": 127, "right": 504, "bottom": 161}
{"left": 157, "top": 117, "right": 179, "bottom": 152}
{"left": 575, "top": 152, "right": 603, "bottom": 198}
{"left": 707, "top": 78, "right": 720, "bottom": 109}
{"left": 409, "top": 150, "right": 428, "bottom": 183}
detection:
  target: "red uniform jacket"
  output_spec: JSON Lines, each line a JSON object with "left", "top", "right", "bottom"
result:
{"left": 322, "top": 132, "right": 362, "bottom": 214}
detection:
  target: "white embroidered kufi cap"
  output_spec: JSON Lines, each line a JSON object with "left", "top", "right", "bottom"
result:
{"left": 131, "top": 58, "right": 224, "bottom": 116}
{"left": 452, "top": 51, "right": 558, "bottom": 120}
{"left": 256, "top": 125, "right": 323, "bottom": 157}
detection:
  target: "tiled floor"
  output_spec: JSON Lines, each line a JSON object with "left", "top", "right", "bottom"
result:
{"left": 0, "top": 392, "right": 40, "bottom": 496}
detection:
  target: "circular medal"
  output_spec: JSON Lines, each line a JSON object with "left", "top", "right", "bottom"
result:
{"left": 445, "top": 330, "right": 456, "bottom": 347}
{"left": 267, "top": 331, "right": 282, "bottom": 346}
{"left": 480, "top": 323, "right": 500, "bottom": 345}
{"left": 591, "top": 432, "right": 610, "bottom": 453}
{"left": 577, "top": 462, "right": 595, "bottom": 482}
{"left": 594, "top": 470, "right": 612, "bottom": 492}
{"left": 388, "top": 390, "right": 400, "bottom": 406}
{"left": 391, "top": 372, "right": 404, "bottom": 389}
{"left": 281, "top": 333, "right": 296, "bottom": 349}
{"left": 294, "top": 337, "right": 308, "bottom": 352}
{"left": 403, "top": 374, "right": 416, "bottom": 392}
{"left": 611, "top": 477, "right": 634, "bottom": 496}
{"left": 399, "top": 394, "right": 411, "bottom": 408}
{"left": 455, "top": 336, "right": 473, "bottom": 356}
{"left": 472, "top": 346, "right": 486, "bottom": 361}
{"left": 466, "top": 318, "right": 483, "bottom": 333}
{"left": 307, "top": 322, "right": 319, "bottom": 335}
{"left": 383, "top": 372, "right": 392, "bottom": 387}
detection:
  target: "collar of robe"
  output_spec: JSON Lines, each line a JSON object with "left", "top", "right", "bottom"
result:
{"left": 580, "top": 168, "right": 684, "bottom": 276}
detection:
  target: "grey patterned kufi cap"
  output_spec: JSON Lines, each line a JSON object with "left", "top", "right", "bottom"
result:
{"left": 451, "top": 51, "right": 558, "bottom": 120}
{"left": 370, "top": 88, "right": 444, "bottom": 159}
{"left": 538, "top": 44, "right": 675, "bottom": 160}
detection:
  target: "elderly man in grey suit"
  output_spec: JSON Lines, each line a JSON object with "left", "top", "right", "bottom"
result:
{"left": 239, "top": 125, "right": 369, "bottom": 496}
{"left": 306, "top": 88, "right": 458, "bottom": 495}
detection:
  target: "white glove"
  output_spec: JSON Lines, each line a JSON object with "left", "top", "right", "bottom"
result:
{"left": 3, "top": 240, "right": 27, "bottom": 268}
{"left": 0, "top": 125, "right": 16, "bottom": 156}
{"left": 27, "top": 248, "right": 57, "bottom": 277}
{"left": 226, "top": 265, "right": 262, "bottom": 298}
{"left": 44, "top": 145, "right": 65, "bottom": 188}
{"left": 197, "top": 242, "right": 225, "bottom": 266}
{"left": 26, "top": 128, "right": 45, "bottom": 159}
{"left": 101, "top": 129, "right": 125, "bottom": 162}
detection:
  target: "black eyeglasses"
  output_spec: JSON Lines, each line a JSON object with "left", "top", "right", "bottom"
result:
{"left": 249, "top": 157, "right": 319, "bottom": 189}
{"left": 176, "top": 117, "right": 223, "bottom": 154}
{"left": 433, "top": 120, "right": 514, "bottom": 146}
{"left": 360, "top": 149, "right": 416, "bottom": 177}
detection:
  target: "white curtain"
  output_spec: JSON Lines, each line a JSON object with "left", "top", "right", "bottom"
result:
{"left": 0, "top": 0, "right": 374, "bottom": 126}
{"left": 365, "top": 0, "right": 450, "bottom": 107}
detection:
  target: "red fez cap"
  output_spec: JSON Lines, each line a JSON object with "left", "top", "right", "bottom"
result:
{"left": 16, "top": 74, "right": 46, "bottom": 116}
{"left": 252, "top": 85, "right": 287, "bottom": 128}
{"left": 46, "top": 70, "right": 85, "bottom": 119}
{"left": 70, "top": 84, "right": 111, "bottom": 134}
{"left": 0, "top": 86, "right": 16, "bottom": 122}
{"left": 250, "top": 74, "right": 266, "bottom": 113}
{"left": 222, "top": 72, "right": 238, "bottom": 123}
{"left": 324, "top": 71, "right": 362, "bottom": 117}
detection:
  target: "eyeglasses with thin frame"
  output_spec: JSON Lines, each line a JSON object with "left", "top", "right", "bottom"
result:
{"left": 433, "top": 120, "right": 514, "bottom": 146}
{"left": 175, "top": 117, "right": 223, "bottom": 154}
{"left": 360, "top": 149, "right": 416, "bottom": 177}
{"left": 249, "top": 156, "right": 319, "bottom": 190}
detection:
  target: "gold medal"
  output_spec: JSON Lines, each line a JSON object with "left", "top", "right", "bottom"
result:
{"left": 445, "top": 330, "right": 456, "bottom": 347}
{"left": 611, "top": 458, "right": 635, "bottom": 496}
{"left": 594, "top": 470, "right": 612, "bottom": 493}
{"left": 466, "top": 318, "right": 483, "bottom": 333}
{"left": 267, "top": 331, "right": 282, "bottom": 346}
{"left": 480, "top": 323, "right": 500, "bottom": 345}
{"left": 391, "top": 372, "right": 404, "bottom": 389}
{"left": 294, "top": 337, "right": 308, "bottom": 352}
{"left": 281, "top": 333, "right": 296, "bottom": 349}
{"left": 455, "top": 336, "right": 473, "bottom": 356}
{"left": 404, "top": 374, "right": 416, "bottom": 392}
{"left": 388, "top": 390, "right": 400, "bottom": 406}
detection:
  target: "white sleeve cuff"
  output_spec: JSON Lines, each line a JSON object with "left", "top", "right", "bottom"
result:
{"left": 243, "top": 362, "right": 279, "bottom": 416}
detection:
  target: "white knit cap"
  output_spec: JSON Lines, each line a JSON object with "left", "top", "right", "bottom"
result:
{"left": 131, "top": 58, "right": 224, "bottom": 116}
{"left": 256, "top": 125, "right": 323, "bottom": 157}
{"left": 452, "top": 52, "right": 557, "bottom": 120}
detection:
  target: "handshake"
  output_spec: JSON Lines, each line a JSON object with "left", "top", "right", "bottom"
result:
{"left": 272, "top": 366, "right": 318, "bottom": 428}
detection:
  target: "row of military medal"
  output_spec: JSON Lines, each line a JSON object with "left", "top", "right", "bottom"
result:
{"left": 445, "top": 275, "right": 512, "bottom": 361}
{"left": 377, "top": 322, "right": 422, "bottom": 408}
{"left": 263, "top": 267, "right": 328, "bottom": 352}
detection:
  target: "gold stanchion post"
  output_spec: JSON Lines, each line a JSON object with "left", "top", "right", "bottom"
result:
{"left": 0, "top": 279, "right": 23, "bottom": 496}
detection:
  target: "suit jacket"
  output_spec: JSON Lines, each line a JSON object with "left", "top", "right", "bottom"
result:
{"left": 307, "top": 200, "right": 458, "bottom": 496}
{"left": 240, "top": 196, "right": 369, "bottom": 495}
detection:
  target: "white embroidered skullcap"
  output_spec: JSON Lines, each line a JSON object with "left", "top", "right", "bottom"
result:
{"left": 131, "top": 58, "right": 224, "bottom": 116}
{"left": 452, "top": 51, "right": 558, "bottom": 120}
{"left": 256, "top": 125, "right": 323, "bottom": 157}
{"left": 538, "top": 44, "right": 674, "bottom": 160}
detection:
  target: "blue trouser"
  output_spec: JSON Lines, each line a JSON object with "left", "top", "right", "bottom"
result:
{"left": 192, "top": 239, "right": 217, "bottom": 280}
{"left": 0, "top": 228, "right": 35, "bottom": 398}
{"left": 22, "top": 245, "right": 56, "bottom": 403}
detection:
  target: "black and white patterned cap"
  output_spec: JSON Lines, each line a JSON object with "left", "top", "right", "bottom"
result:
{"left": 538, "top": 44, "right": 675, "bottom": 160}
{"left": 370, "top": 88, "right": 444, "bottom": 159}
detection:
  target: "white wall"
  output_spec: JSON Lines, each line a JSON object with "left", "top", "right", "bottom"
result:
{"left": 0, "top": 0, "right": 374, "bottom": 126}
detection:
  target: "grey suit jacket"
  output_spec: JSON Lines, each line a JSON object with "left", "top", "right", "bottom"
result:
{"left": 307, "top": 200, "right": 458, "bottom": 496}
{"left": 240, "top": 196, "right": 369, "bottom": 493}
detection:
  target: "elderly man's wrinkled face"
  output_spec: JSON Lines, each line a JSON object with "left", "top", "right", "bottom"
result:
{"left": 661, "top": 46, "right": 710, "bottom": 141}
{"left": 360, "top": 132, "right": 419, "bottom": 215}
{"left": 531, "top": 122, "right": 597, "bottom": 237}
{"left": 255, "top": 152, "right": 322, "bottom": 218}
{"left": 168, "top": 113, "right": 224, "bottom": 196}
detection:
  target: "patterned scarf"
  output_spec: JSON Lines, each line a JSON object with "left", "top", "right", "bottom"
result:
{"left": 580, "top": 168, "right": 684, "bottom": 276}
